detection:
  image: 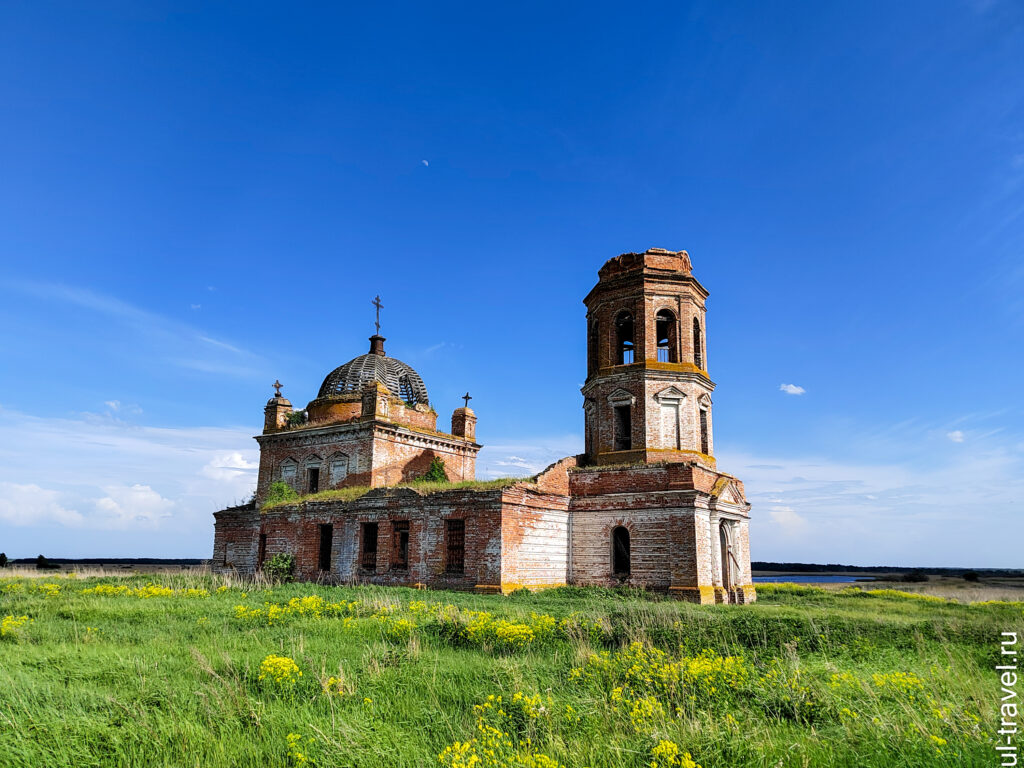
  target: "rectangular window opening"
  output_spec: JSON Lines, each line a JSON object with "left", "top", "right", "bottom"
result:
{"left": 257, "top": 533, "right": 267, "bottom": 568}
{"left": 699, "top": 410, "right": 709, "bottom": 455}
{"left": 318, "top": 524, "right": 333, "bottom": 572}
{"left": 445, "top": 519, "right": 465, "bottom": 575}
{"left": 308, "top": 467, "right": 320, "bottom": 494}
{"left": 613, "top": 405, "right": 632, "bottom": 451}
{"left": 392, "top": 520, "right": 410, "bottom": 570}
{"left": 361, "top": 522, "right": 379, "bottom": 572}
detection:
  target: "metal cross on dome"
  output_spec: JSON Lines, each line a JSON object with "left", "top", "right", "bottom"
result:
{"left": 372, "top": 295, "right": 384, "bottom": 334}
{"left": 462, "top": 392, "right": 472, "bottom": 408}
{"left": 273, "top": 379, "right": 283, "bottom": 397}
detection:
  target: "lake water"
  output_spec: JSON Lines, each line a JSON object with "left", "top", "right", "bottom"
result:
{"left": 753, "top": 574, "right": 876, "bottom": 584}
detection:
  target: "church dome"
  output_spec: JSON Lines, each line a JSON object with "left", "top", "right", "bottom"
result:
{"left": 317, "top": 336, "right": 429, "bottom": 406}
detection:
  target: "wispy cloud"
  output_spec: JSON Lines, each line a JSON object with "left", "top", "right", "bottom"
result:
{"left": 946, "top": 430, "right": 965, "bottom": 443}
{"left": 8, "top": 281, "right": 263, "bottom": 379}
{"left": 0, "top": 407, "right": 257, "bottom": 555}
{"left": 779, "top": 383, "right": 806, "bottom": 396}
{"left": 478, "top": 436, "right": 582, "bottom": 478}
{"left": 720, "top": 422, "right": 1024, "bottom": 567}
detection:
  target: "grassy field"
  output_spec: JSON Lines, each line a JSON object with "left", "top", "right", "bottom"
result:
{"left": 1, "top": 572, "right": 1021, "bottom": 768}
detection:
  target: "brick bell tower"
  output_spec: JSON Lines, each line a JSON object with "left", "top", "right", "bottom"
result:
{"left": 581, "top": 248, "right": 715, "bottom": 468}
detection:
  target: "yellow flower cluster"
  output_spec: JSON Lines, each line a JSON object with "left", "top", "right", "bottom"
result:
{"left": 650, "top": 740, "right": 701, "bottom": 768}
{"left": 258, "top": 654, "right": 302, "bottom": 687}
{"left": 286, "top": 732, "right": 312, "bottom": 764}
{"left": 1, "top": 581, "right": 24, "bottom": 594}
{"left": 233, "top": 595, "right": 363, "bottom": 626}
{"left": 827, "top": 672, "right": 859, "bottom": 690}
{"left": 572, "top": 643, "right": 750, "bottom": 704}
{"left": 81, "top": 583, "right": 209, "bottom": 599}
{"left": 871, "top": 671, "right": 924, "bottom": 699}
{"left": 39, "top": 582, "right": 62, "bottom": 598}
{"left": 447, "top": 609, "right": 603, "bottom": 653}
{"left": 1, "top": 614, "right": 31, "bottom": 639}
{"left": 623, "top": 694, "right": 664, "bottom": 732}
{"left": 321, "top": 675, "right": 349, "bottom": 697}
{"left": 378, "top": 615, "right": 416, "bottom": 643}
{"left": 438, "top": 692, "right": 563, "bottom": 768}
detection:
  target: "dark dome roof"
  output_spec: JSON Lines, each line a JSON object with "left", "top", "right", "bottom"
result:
{"left": 317, "top": 337, "right": 429, "bottom": 406}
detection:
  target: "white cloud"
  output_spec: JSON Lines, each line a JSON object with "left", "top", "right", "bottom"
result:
{"left": 947, "top": 430, "right": 965, "bottom": 443}
{"left": 768, "top": 506, "right": 808, "bottom": 534}
{"left": 720, "top": 427, "right": 1024, "bottom": 567}
{"left": 422, "top": 160, "right": 429, "bottom": 167}
{"left": 94, "top": 484, "right": 174, "bottom": 529}
{"left": 0, "top": 407, "right": 258, "bottom": 554}
{"left": 0, "top": 483, "right": 85, "bottom": 527}
{"left": 779, "top": 383, "right": 806, "bottom": 396}
{"left": 201, "top": 452, "right": 258, "bottom": 482}
{"left": 103, "top": 400, "right": 142, "bottom": 417}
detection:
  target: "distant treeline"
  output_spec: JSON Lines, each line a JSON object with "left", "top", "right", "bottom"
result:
{"left": 753, "top": 561, "right": 1024, "bottom": 577}
{"left": 6, "top": 557, "right": 205, "bottom": 566}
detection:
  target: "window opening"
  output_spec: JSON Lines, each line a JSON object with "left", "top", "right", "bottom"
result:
{"left": 318, "top": 524, "right": 333, "bottom": 571}
{"left": 612, "top": 526, "right": 631, "bottom": 575}
{"left": 446, "top": 519, "right": 465, "bottom": 575}
{"left": 693, "top": 317, "right": 703, "bottom": 369}
{"left": 615, "top": 312, "right": 635, "bottom": 365}
{"left": 392, "top": 520, "right": 410, "bottom": 570}
{"left": 361, "top": 522, "right": 379, "bottom": 572}
{"left": 656, "top": 310, "right": 677, "bottom": 363}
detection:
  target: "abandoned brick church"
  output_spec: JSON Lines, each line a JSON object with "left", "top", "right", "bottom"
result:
{"left": 212, "top": 248, "right": 755, "bottom": 603}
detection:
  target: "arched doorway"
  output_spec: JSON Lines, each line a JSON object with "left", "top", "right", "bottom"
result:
{"left": 719, "top": 522, "right": 734, "bottom": 592}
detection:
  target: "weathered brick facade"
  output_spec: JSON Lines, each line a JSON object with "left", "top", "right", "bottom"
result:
{"left": 213, "top": 249, "right": 755, "bottom": 603}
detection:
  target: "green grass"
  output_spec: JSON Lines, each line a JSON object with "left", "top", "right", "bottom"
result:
{"left": 1, "top": 575, "right": 1020, "bottom": 767}
{"left": 262, "top": 477, "right": 529, "bottom": 510}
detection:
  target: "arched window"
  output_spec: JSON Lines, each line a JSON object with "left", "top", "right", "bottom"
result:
{"left": 615, "top": 312, "right": 635, "bottom": 365}
{"left": 656, "top": 310, "right": 678, "bottom": 363}
{"left": 612, "top": 526, "right": 631, "bottom": 575}
{"left": 699, "top": 407, "right": 710, "bottom": 455}
{"left": 693, "top": 317, "right": 703, "bottom": 369}
{"left": 588, "top": 319, "right": 600, "bottom": 373}
{"left": 398, "top": 375, "right": 416, "bottom": 406}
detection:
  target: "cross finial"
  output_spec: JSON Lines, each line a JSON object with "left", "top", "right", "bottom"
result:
{"left": 462, "top": 392, "right": 472, "bottom": 408}
{"left": 273, "top": 379, "right": 283, "bottom": 397}
{"left": 372, "top": 295, "right": 384, "bottom": 334}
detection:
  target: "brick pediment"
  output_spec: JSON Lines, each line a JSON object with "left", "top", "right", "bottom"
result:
{"left": 654, "top": 385, "right": 687, "bottom": 402}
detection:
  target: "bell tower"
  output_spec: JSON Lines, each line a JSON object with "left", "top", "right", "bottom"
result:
{"left": 581, "top": 248, "right": 715, "bottom": 467}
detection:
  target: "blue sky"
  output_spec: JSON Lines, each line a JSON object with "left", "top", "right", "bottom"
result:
{"left": 1, "top": 2, "right": 1022, "bottom": 566}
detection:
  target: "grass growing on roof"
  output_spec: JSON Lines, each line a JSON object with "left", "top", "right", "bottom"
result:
{"left": 261, "top": 477, "right": 529, "bottom": 510}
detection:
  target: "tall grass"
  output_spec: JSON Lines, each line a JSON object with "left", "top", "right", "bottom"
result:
{"left": 1, "top": 572, "right": 1019, "bottom": 767}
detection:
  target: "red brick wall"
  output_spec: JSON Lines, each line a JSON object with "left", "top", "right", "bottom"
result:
{"left": 214, "top": 488, "right": 504, "bottom": 589}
